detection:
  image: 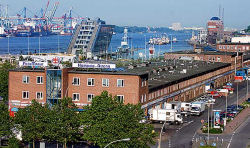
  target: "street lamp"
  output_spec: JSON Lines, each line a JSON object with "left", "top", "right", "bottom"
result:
{"left": 104, "top": 138, "right": 130, "bottom": 148}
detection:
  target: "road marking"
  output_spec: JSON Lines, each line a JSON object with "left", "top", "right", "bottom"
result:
{"left": 192, "top": 132, "right": 197, "bottom": 142}
{"left": 168, "top": 139, "right": 171, "bottom": 148}
{"left": 227, "top": 131, "right": 236, "bottom": 148}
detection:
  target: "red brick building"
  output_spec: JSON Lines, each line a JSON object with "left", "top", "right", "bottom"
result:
{"left": 9, "top": 60, "right": 235, "bottom": 115}
{"left": 216, "top": 43, "right": 250, "bottom": 52}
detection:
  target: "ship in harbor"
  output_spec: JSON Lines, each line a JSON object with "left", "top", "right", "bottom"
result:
{"left": 0, "top": 26, "right": 7, "bottom": 37}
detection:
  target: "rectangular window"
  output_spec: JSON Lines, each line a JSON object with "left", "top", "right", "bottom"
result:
{"left": 117, "top": 95, "right": 124, "bottom": 103}
{"left": 73, "top": 77, "right": 80, "bottom": 85}
{"left": 141, "top": 95, "right": 144, "bottom": 103}
{"left": 87, "top": 94, "right": 94, "bottom": 102}
{"left": 117, "top": 79, "right": 124, "bottom": 87}
{"left": 22, "top": 91, "right": 29, "bottom": 99}
{"left": 87, "top": 78, "right": 95, "bottom": 86}
{"left": 102, "top": 78, "right": 109, "bottom": 87}
{"left": 144, "top": 94, "right": 146, "bottom": 102}
{"left": 22, "top": 76, "right": 29, "bottom": 84}
{"left": 37, "top": 76, "right": 43, "bottom": 84}
{"left": 73, "top": 93, "right": 80, "bottom": 101}
{"left": 217, "top": 57, "right": 221, "bottom": 62}
{"left": 36, "top": 92, "right": 43, "bottom": 99}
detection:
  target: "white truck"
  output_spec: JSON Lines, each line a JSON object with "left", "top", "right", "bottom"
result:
{"left": 165, "top": 102, "right": 182, "bottom": 112}
{"left": 180, "top": 102, "right": 191, "bottom": 116}
{"left": 150, "top": 109, "right": 183, "bottom": 124}
{"left": 190, "top": 101, "right": 206, "bottom": 116}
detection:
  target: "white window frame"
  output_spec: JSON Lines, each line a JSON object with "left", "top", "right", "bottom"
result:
{"left": 87, "top": 94, "right": 94, "bottom": 102}
{"left": 117, "top": 95, "right": 124, "bottom": 103}
{"left": 117, "top": 79, "right": 124, "bottom": 87}
{"left": 22, "top": 75, "right": 30, "bottom": 84}
{"left": 144, "top": 94, "right": 147, "bottom": 102}
{"left": 22, "top": 91, "right": 29, "bottom": 99}
{"left": 36, "top": 76, "right": 43, "bottom": 84}
{"left": 87, "top": 78, "right": 95, "bottom": 86}
{"left": 141, "top": 95, "right": 144, "bottom": 103}
{"left": 36, "top": 92, "right": 43, "bottom": 99}
{"left": 73, "top": 77, "right": 80, "bottom": 86}
{"left": 72, "top": 93, "right": 80, "bottom": 101}
{"left": 102, "top": 78, "right": 109, "bottom": 87}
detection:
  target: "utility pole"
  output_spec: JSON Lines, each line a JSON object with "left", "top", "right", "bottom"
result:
{"left": 144, "top": 35, "right": 147, "bottom": 61}
{"left": 207, "top": 104, "right": 210, "bottom": 145}
{"left": 237, "top": 82, "right": 239, "bottom": 110}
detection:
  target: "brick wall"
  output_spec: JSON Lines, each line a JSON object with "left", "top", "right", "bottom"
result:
{"left": 8, "top": 71, "right": 46, "bottom": 109}
{"left": 67, "top": 73, "right": 143, "bottom": 106}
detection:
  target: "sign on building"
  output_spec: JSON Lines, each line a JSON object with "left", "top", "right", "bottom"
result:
{"left": 52, "top": 57, "right": 60, "bottom": 66}
{"left": 72, "top": 63, "right": 116, "bottom": 69}
{"left": 19, "top": 61, "right": 48, "bottom": 67}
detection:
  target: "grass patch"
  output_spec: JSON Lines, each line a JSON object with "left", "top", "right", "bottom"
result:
{"left": 202, "top": 128, "right": 223, "bottom": 134}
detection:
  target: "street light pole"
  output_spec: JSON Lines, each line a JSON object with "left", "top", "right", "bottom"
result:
{"left": 207, "top": 104, "right": 210, "bottom": 146}
{"left": 104, "top": 138, "right": 130, "bottom": 148}
{"left": 237, "top": 82, "right": 239, "bottom": 110}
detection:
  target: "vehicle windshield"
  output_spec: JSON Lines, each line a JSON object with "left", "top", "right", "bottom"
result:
{"left": 191, "top": 107, "right": 200, "bottom": 111}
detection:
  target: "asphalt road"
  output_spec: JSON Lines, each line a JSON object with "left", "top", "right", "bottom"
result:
{"left": 229, "top": 117, "right": 250, "bottom": 148}
{"left": 151, "top": 80, "right": 249, "bottom": 148}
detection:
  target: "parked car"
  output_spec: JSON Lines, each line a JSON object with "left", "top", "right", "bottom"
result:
{"left": 227, "top": 104, "right": 244, "bottom": 110}
{"left": 220, "top": 112, "right": 235, "bottom": 118}
{"left": 247, "top": 98, "right": 250, "bottom": 103}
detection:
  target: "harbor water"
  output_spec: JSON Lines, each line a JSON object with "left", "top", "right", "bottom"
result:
{"left": 0, "top": 31, "right": 193, "bottom": 57}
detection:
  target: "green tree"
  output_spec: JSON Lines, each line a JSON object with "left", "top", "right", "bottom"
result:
{"left": 14, "top": 100, "right": 49, "bottom": 148}
{"left": 0, "top": 62, "right": 16, "bottom": 103}
{"left": 50, "top": 97, "right": 81, "bottom": 148}
{"left": 0, "top": 103, "right": 12, "bottom": 138}
{"left": 80, "top": 91, "right": 156, "bottom": 148}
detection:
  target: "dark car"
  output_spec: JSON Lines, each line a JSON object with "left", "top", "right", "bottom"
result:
{"left": 247, "top": 98, "right": 250, "bottom": 103}
{"left": 227, "top": 104, "right": 244, "bottom": 110}
{"left": 220, "top": 112, "right": 235, "bottom": 118}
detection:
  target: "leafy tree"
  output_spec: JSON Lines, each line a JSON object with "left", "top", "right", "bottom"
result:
{"left": 49, "top": 97, "right": 81, "bottom": 148}
{"left": 0, "top": 103, "right": 12, "bottom": 138}
{"left": 14, "top": 100, "right": 49, "bottom": 148}
{"left": 0, "top": 62, "right": 16, "bottom": 103}
{"left": 80, "top": 91, "right": 156, "bottom": 148}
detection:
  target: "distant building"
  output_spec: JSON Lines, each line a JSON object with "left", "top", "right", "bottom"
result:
{"left": 216, "top": 43, "right": 250, "bottom": 52}
{"left": 67, "top": 18, "right": 114, "bottom": 59}
{"left": 169, "top": 23, "right": 183, "bottom": 31}
{"left": 231, "top": 36, "right": 250, "bottom": 43}
{"left": 207, "top": 17, "right": 224, "bottom": 44}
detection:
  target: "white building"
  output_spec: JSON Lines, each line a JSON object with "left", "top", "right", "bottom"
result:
{"left": 231, "top": 36, "right": 250, "bottom": 43}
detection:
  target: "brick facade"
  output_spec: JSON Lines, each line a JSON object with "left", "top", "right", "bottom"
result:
{"left": 217, "top": 43, "right": 250, "bottom": 52}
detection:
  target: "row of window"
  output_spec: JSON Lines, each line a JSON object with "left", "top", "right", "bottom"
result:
{"left": 21, "top": 91, "right": 125, "bottom": 103}
{"left": 219, "top": 45, "right": 250, "bottom": 51}
{"left": 71, "top": 93, "right": 125, "bottom": 103}
{"left": 73, "top": 78, "right": 125, "bottom": 87}
{"left": 22, "top": 76, "right": 43, "bottom": 84}
{"left": 22, "top": 91, "right": 43, "bottom": 99}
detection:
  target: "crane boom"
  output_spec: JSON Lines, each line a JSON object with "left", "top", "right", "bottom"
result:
{"left": 42, "top": 0, "right": 50, "bottom": 18}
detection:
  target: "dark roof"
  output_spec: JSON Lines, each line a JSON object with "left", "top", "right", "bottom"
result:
{"left": 10, "top": 67, "right": 45, "bottom": 72}
{"left": 210, "top": 17, "right": 220, "bottom": 21}
{"left": 168, "top": 50, "right": 242, "bottom": 57}
{"left": 146, "top": 61, "right": 231, "bottom": 92}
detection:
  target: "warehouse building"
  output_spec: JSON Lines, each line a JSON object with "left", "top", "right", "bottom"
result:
{"left": 9, "top": 59, "right": 235, "bottom": 114}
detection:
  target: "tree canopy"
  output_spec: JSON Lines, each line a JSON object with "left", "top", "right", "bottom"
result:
{"left": 0, "top": 103, "right": 12, "bottom": 138}
{"left": 80, "top": 91, "right": 156, "bottom": 148}
{"left": 0, "top": 62, "right": 16, "bottom": 103}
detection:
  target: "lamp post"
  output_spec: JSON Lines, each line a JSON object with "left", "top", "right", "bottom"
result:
{"left": 104, "top": 138, "right": 130, "bottom": 148}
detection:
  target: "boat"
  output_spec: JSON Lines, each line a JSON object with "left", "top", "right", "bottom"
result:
{"left": 0, "top": 26, "right": 7, "bottom": 37}
{"left": 148, "top": 35, "right": 170, "bottom": 45}
{"left": 173, "top": 37, "right": 177, "bottom": 42}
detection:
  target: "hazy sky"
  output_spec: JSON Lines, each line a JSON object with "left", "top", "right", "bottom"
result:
{"left": 1, "top": 0, "right": 249, "bottom": 29}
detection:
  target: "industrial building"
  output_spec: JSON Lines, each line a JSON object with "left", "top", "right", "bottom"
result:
{"left": 67, "top": 18, "right": 114, "bottom": 58}
{"left": 164, "top": 50, "right": 243, "bottom": 71}
{"left": 216, "top": 43, "right": 250, "bottom": 53}
{"left": 207, "top": 17, "right": 224, "bottom": 44}
{"left": 9, "top": 58, "right": 237, "bottom": 115}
